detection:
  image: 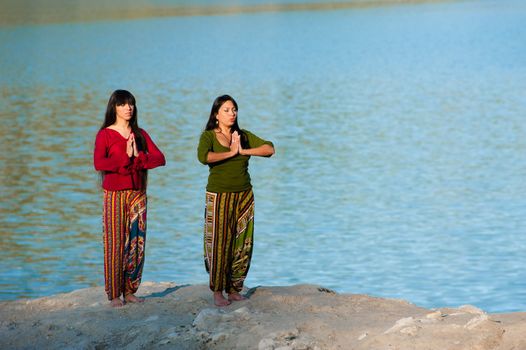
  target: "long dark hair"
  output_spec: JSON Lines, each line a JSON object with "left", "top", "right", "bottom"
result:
{"left": 100, "top": 90, "right": 147, "bottom": 153}
{"left": 99, "top": 89, "right": 148, "bottom": 185}
{"left": 205, "top": 94, "right": 248, "bottom": 148}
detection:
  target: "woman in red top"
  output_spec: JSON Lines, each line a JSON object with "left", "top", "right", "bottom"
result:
{"left": 94, "top": 90, "right": 166, "bottom": 307}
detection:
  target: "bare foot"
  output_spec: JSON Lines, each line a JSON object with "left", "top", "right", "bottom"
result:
{"left": 110, "top": 298, "right": 124, "bottom": 308}
{"left": 124, "top": 294, "right": 145, "bottom": 303}
{"left": 214, "top": 291, "right": 231, "bottom": 307}
{"left": 228, "top": 292, "right": 247, "bottom": 302}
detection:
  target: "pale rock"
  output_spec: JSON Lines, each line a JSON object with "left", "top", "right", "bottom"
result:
{"left": 426, "top": 310, "right": 444, "bottom": 319}
{"left": 275, "top": 347, "right": 293, "bottom": 350}
{"left": 358, "top": 332, "right": 368, "bottom": 340}
{"left": 400, "top": 326, "right": 419, "bottom": 336}
{"left": 258, "top": 337, "right": 275, "bottom": 350}
{"left": 195, "top": 331, "right": 210, "bottom": 340}
{"left": 162, "top": 327, "right": 180, "bottom": 339}
{"left": 127, "top": 328, "right": 141, "bottom": 337}
{"left": 157, "top": 339, "right": 171, "bottom": 345}
{"left": 259, "top": 328, "right": 304, "bottom": 349}
{"left": 192, "top": 308, "right": 224, "bottom": 330}
{"left": 144, "top": 315, "right": 159, "bottom": 322}
{"left": 464, "top": 314, "right": 489, "bottom": 330}
{"left": 419, "top": 318, "right": 438, "bottom": 324}
{"left": 234, "top": 306, "right": 250, "bottom": 313}
{"left": 384, "top": 317, "right": 415, "bottom": 334}
{"left": 445, "top": 324, "right": 462, "bottom": 330}
{"left": 278, "top": 328, "right": 300, "bottom": 340}
{"left": 290, "top": 338, "right": 313, "bottom": 350}
{"left": 458, "top": 305, "right": 486, "bottom": 315}
{"left": 233, "top": 306, "right": 252, "bottom": 320}
{"left": 211, "top": 332, "right": 228, "bottom": 342}
{"left": 2, "top": 283, "right": 525, "bottom": 350}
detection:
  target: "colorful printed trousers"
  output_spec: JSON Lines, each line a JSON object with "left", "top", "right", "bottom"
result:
{"left": 204, "top": 189, "right": 255, "bottom": 293}
{"left": 102, "top": 189, "right": 147, "bottom": 300}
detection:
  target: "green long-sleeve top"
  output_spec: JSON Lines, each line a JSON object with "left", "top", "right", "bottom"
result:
{"left": 197, "top": 129, "right": 274, "bottom": 193}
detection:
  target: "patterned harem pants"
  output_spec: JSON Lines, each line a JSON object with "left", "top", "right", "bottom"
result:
{"left": 102, "top": 190, "right": 147, "bottom": 300}
{"left": 204, "top": 189, "right": 255, "bottom": 293}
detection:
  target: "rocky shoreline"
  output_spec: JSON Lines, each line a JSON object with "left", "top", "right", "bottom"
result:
{"left": 1, "top": 282, "right": 525, "bottom": 349}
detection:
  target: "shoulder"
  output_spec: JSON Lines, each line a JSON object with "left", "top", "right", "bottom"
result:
{"left": 95, "top": 128, "right": 114, "bottom": 148}
{"left": 200, "top": 129, "right": 216, "bottom": 139}
{"left": 95, "top": 128, "right": 109, "bottom": 140}
{"left": 241, "top": 129, "right": 260, "bottom": 139}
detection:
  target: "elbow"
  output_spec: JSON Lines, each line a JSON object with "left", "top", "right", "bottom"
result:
{"left": 198, "top": 152, "right": 209, "bottom": 165}
{"left": 267, "top": 146, "right": 275, "bottom": 157}
{"left": 145, "top": 151, "right": 165, "bottom": 167}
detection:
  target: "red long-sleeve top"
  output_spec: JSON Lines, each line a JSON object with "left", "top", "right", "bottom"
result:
{"left": 94, "top": 128, "right": 166, "bottom": 191}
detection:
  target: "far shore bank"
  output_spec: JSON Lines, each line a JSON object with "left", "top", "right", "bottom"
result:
{"left": 1, "top": 0, "right": 459, "bottom": 27}
{"left": 1, "top": 282, "right": 525, "bottom": 349}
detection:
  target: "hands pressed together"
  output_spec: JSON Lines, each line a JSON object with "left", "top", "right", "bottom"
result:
{"left": 126, "top": 133, "right": 139, "bottom": 158}
{"left": 229, "top": 131, "right": 245, "bottom": 156}
{"left": 205, "top": 129, "right": 273, "bottom": 164}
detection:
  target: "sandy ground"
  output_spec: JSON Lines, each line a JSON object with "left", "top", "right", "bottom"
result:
{"left": 1, "top": 282, "right": 525, "bottom": 349}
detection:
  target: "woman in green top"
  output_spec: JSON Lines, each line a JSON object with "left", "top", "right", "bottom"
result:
{"left": 197, "top": 95, "right": 275, "bottom": 306}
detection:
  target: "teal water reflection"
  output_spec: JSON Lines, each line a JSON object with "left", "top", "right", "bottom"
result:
{"left": 0, "top": 0, "right": 525, "bottom": 312}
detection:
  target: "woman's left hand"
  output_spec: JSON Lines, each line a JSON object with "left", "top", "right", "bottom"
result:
{"left": 130, "top": 133, "right": 139, "bottom": 157}
{"left": 233, "top": 132, "right": 245, "bottom": 155}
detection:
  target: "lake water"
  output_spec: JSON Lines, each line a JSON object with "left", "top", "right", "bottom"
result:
{"left": 1, "top": 0, "right": 525, "bottom": 313}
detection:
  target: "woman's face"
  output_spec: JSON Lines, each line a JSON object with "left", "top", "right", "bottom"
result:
{"left": 216, "top": 100, "right": 237, "bottom": 128}
{"left": 115, "top": 103, "right": 134, "bottom": 122}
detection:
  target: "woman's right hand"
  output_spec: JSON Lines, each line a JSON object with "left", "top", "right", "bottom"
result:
{"left": 126, "top": 134, "right": 134, "bottom": 157}
{"left": 205, "top": 131, "right": 241, "bottom": 164}
{"left": 230, "top": 131, "right": 240, "bottom": 155}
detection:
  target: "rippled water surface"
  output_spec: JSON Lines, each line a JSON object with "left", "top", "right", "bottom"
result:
{"left": 1, "top": 0, "right": 525, "bottom": 313}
